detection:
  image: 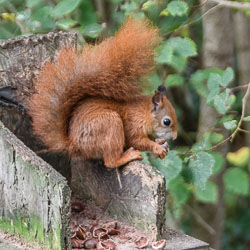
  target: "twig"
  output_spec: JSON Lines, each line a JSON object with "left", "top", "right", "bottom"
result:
{"left": 229, "top": 84, "right": 249, "bottom": 91}
{"left": 186, "top": 205, "right": 216, "bottom": 235}
{"left": 178, "top": 82, "right": 250, "bottom": 156}
{"left": 230, "top": 82, "right": 250, "bottom": 142}
{"left": 238, "top": 128, "right": 250, "bottom": 133}
{"left": 211, "top": 0, "right": 250, "bottom": 9}
{"left": 167, "top": 3, "right": 221, "bottom": 36}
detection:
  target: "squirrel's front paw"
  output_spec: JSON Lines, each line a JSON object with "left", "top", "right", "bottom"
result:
{"left": 153, "top": 144, "right": 168, "bottom": 159}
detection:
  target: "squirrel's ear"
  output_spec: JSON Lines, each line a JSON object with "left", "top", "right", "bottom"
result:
{"left": 152, "top": 84, "right": 166, "bottom": 112}
{"left": 152, "top": 91, "right": 164, "bottom": 111}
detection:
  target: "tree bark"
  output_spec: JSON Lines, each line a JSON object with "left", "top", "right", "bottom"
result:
{"left": 233, "top": 11, "right": 250, "bottom": 146}
{"left": 191, "top": 1, "right": 234, "bottom": 249}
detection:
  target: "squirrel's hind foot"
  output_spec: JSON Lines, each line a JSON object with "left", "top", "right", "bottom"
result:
{"left": 104, "top": 148, "right": 142, "bottom": 169}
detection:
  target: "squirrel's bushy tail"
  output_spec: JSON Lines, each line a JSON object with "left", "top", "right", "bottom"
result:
{"left": 28, "top": 17, "right": 159, "bottom": 153}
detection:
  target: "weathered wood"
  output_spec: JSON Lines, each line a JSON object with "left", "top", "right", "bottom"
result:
{"left": 0, "top": 31, "right": 76, "bottom": 181}
{"left": 71, "top": 158, "right": 166, "bottom": 239}
{"left": 0, "top": 31, "right": 77, "bottom": 105}
{"left": 0, "top": 121, "right": 71, "bottom": 249}
{"left": 163, "top": 229, "right": 210, "bottom": 250}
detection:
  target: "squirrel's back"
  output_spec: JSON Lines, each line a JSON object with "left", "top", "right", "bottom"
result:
{"left": 28, "top": 17, "right": 160, "bottom": 153}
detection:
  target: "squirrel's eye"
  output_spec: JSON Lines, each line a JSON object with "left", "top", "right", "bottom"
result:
{"left": 163, "top": 118, "right": 171, "bottom": 126}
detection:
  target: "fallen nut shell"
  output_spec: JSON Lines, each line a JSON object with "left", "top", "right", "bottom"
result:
{"left": 102, "top": 239, "right": 116, "bottom": 250}
{"left": 84, "top": 238, "right": 98, "bottom": 249}
{"left": 98, "top": 231, "right": 110, "bottom": 241}
{"left": 71, "top": 238, "right": 81, "bottom": 248}
{"left": 103, "top": 221, "right": 118, "bottom": 229}
{"left": 76, "top": 226, "right": 86, "bottom": 240}
{"left": 97, "top": 241, "right": 105, "bottom": 250}
{"left": 71, "top": 231, "right": 77, "bottom": 239}
{"left": 152, "top": 239, "right": 166, "bottom": 249}
{"left": 93, "top": 227, "right": 108, "bottom": 237}
{"left": 135, "top": 236, "right": 149, "bottom": 249}
{"left": 107, "top": 229, "right": 120, "bottom": 235}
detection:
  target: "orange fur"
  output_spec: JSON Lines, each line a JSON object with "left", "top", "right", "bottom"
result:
{"left": 28, "top": 17, "right": 178, "bottom": 168}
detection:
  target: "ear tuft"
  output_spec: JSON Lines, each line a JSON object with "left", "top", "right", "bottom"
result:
{"left": 157, "top": 84, "right": 167, "bottom": 96}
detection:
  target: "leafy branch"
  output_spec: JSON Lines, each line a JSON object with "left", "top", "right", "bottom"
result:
{"left": 211, "top": 0, "right": 250, "bottom": 9}
{"left": 179, "top": 82, "right": 250, "bottom": 156}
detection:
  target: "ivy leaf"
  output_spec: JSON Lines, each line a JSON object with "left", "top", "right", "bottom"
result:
{"left": 194, "top": 181, "right": 218, "bottom": 204}
{"left": 206, "top": 73, "right": 221, "bottom": 103}
{"left": 153, "top": 151, "right": 182, "bottom": 188}
{"left": 167, "top": 1, "right": 189, "bottom": 17}
{"left": 189, "top": 152, "right": 215, "bottom": 190}
{"left": 223, "top": 168, "right": 249, "bottom": 195}
{"left": 80, "top": 23, "right": 103, "bottom": 39}
{"left": 214, "top": 89, "right": 235, "bottom": 114}
{"left": 56, "top": 19, "right": 78, "bottom": 30}
{"left": 243, "top": 116, "right": 250, "bottom": 122}
{"left": 165, "top": 74, "right": 184, "bottom": 87}
{"left": 167, "top": 37, "right": 197, "bottom": 57}
{"left": 226, "top": 147, "right": 250, "bottom": 167}
{"left": 221, "top": 67, "right": 234, "bottom": 87}
{"left": 53, "top": 0, "right": 81, "bottom": 18}
{"left": 223, "top": 120, "right": 237, "bottom": 130}
{"left": 155, "top": 43, "right": 173, "bottom": 64}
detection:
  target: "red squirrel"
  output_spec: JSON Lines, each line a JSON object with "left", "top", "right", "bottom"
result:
{"left": 28, "top": 17, "right": 177, "bottom": 168}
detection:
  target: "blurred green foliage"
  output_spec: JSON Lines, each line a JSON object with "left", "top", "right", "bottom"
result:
{"left": 1, "top": 0, "right": 250, "bottom": 249}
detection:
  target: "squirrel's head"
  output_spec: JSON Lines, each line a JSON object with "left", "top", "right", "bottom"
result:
{"left": 151, "top": 85, "right": 178, "bottom": 141}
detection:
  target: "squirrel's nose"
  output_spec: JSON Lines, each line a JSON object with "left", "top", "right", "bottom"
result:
{"left": 172, "top": 131, "right": 177, "bottom": 140}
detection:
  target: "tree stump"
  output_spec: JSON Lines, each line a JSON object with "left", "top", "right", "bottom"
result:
{"left": 0, "top": 32, "right": 210, "bottom": 249}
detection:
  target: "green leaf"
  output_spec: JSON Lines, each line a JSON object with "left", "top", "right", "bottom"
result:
{"left": 26, "top": 0, "right": 44, "bottom": 10}
{"left": 209, "top": 133, "right": 224, "bottom": 144}
{"left": 153, "top": 151, "right": 182, "bottom": 188}
{"left": 189, "top": 152, "right": 215, "bottom": 190}
{"left": 165, "top": 74, "right": 184, "bottom": 87}
{"left": 189, "top": 68, "right": 222, "bottom": 97}
{"left": 243, "top": 116, "right": 250, "bottom": 122}
{"left": 167, "top": 37, "right": 197, "bottom": 57}
{"left": 160, "top": 8, "right": 170, "bottom": 17}
{"left": 53, "top": 0, "right": 81, "bottom": 18}
{"left": 155, "top": 43, "right": 173, "bottom": 64}
{"left": 168, "top": 54, "right": 187, "bottom": 72}
{"left": 194, "top": 182, "right": 218, "bottom": 204}
{"left": 191, "top": 137, "right": 211, "bottom": 152}
{"left": 31, "top": 6, "right": 55, "bottom": 33}
{"left": 56, "top": 19, "right": 78, "bottom": 30}
{"left": 223, "top": 120, "right": 237, "bottom": 130}
{"left": 80, "top": 23, "right": 103, "bottom": 39}
{"left": 221, "top": 67, "right": 234, "bottom": 87}
{"left": 214, "top": 89, "right": 235, "bottom": 114}
{"left": 167, "top": 1, "right": 189, "bottom": 17}
{"left": 143, "top": 73, "right": 162, "bottom": 94}
{"left": 211, "top": 152, "right": 225, "bottom": 174}
{"left": 169, "top": 180, "right": 191, "bottom": 206}
{"left": 223, "top": 168, "right": 249, "bottom": 195}
{"left": 206, "top": 73, "right": 221, "bottom": 103}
